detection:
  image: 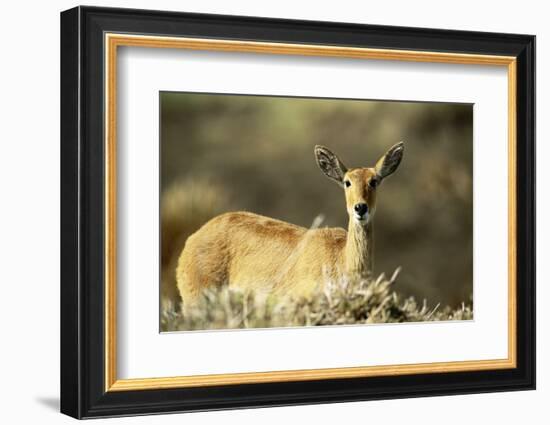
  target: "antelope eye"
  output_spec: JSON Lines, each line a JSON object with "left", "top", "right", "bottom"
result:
{"left": 344, "top": 180, "right": 351, "bottom": 188}
{"left": 369, "top": 179, "right": 379, "bottom": 188}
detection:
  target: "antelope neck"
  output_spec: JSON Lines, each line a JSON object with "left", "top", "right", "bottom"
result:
{"left": 344, "top": 219, "right": 373, "bottom": 278}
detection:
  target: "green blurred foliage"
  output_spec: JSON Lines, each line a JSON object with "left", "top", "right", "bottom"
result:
{"left": 161, "top": 92, "right": 473, "bottom": 308}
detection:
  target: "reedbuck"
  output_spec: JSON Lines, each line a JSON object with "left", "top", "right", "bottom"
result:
{"left": 176, "top": 143, "right": 404, "bottom": 307}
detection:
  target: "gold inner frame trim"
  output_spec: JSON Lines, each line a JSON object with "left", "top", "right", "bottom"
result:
{"left": 104, "top": 33, "right": 518, "bottom": 392}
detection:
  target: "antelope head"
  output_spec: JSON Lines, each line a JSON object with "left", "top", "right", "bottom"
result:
{"left": 314, "top": 142, "right": 404, "bottom": 225}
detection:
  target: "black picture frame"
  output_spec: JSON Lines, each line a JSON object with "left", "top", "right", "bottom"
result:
{"left": 60, "top": 5, "right": 535, "bottom": 419}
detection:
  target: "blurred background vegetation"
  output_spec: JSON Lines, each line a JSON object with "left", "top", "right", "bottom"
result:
{"left": 160, "top": 92, "right": 473, "bottom": 315}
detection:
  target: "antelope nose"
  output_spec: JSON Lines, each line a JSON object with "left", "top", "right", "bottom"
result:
{"left": 354, "top": 203, "right": 368, "bottom": 216}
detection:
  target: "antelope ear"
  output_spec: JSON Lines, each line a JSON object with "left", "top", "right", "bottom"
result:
{"left": 375, "top": 142, "right": 404, "bottom": 179}
{"left": 314, "top": 145, "right": 348, "bottom": 187}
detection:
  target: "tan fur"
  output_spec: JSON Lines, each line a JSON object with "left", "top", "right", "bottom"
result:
{"left": 176, "top": 143, "right": 404, "bottom": 307}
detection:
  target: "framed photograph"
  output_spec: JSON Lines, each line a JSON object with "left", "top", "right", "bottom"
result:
{"left": 60, "top": 6, "right": 535, "bottom": 419}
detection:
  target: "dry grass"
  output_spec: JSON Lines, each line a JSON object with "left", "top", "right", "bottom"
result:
{"left": 161, "top": 268, "right": 473, "bottom": 332}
